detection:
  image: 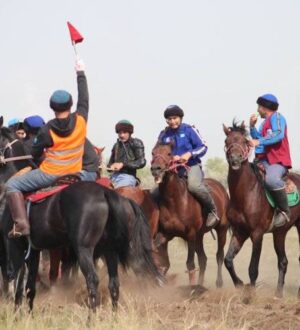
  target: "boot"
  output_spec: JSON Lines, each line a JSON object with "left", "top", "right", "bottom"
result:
{"left": 270, "top": 189, "right": 290, "bottom": 227}
{"left": 7, "top": 192, "right": 30, "bottom": 238}
{"left": 192, "top": 188, "right": 220, "bottom": 227}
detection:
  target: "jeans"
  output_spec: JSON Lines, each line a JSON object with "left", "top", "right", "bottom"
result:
{"left": 261, "top": 160, "right": 287, "bottom": 190}
{"left": 5, "top": 169, "right": 60, "bottom": 193}
{"left": 111, "top": 172, "right": 137, "bottom": 189}
{"left": 79, "top": 170, "right": 97, "bottom": 182}
{"left": 187, "top": 164, "right": 209, "bottom": 195}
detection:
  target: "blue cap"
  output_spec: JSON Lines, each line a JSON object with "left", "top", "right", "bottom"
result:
{"left": 24, "top": 115, "right": 45, "bottom": 128}
{"left": 8, "top": 118, "right": 21, "bottom": 127}
{"left": 257, "top": 94, "right": 279, "bottom": 111}
{"left": 50, "top": 90, "right": 73, "bottom": 112}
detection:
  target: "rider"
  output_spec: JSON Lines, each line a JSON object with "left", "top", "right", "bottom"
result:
{"left": 23, "top": 115, "right": 45, "bottom": 153}
{"left": 8, "top": 118, "right": 26, "bottom": 140}
{"left": 250, "top": 93, "right": 292, "bottom": 227}
{"left": 158, "top": 105, "right": 219, "bottom": 227}
{"left": 5, "top": 58, "right": 88, "bottom": 238}
{"left": 107, "top": 119, "right": 146, "bottom": 188}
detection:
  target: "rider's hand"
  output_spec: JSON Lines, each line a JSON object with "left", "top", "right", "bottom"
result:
{"left": 110, "top": 162, "right": 124, "bottom": 171}
{"left": 173, "top": 155, "right": 181, "bottom": 162}
{"left": 180, "top": 152, "right": 192, "bottom": 163}
{"left": 249, "top": 113, "right": 258, "bottom": 128}
{"left": 75, "top": 58, "right": 85, "bottom": 72}
{"left": 250, "top": 139, "right": 260, "bottom": 147}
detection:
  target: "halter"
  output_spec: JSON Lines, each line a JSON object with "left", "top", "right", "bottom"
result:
{"left": 151, "top": 153, "right": 190, "bottom": 174}
{"left": 0, "top": 139, "right": 33, "bottom": 165}
{"left": 224, "top": 141, "right": 253, "bottom": 162}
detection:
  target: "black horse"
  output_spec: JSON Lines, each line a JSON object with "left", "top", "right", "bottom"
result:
{"left": 0, "top": 119, "right": 162, "bottom": 311}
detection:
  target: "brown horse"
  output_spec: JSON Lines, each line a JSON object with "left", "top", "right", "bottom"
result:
{"left": 115, "top": 186, "right": 159, "bottom": 238}
{"left": 150, "top": 142, "right": 229, "bottom": 286}
{"left": 223, "top": 121, "right": 300, "bottom": 297}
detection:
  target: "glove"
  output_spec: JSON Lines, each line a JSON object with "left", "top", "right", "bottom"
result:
{"left": 75, "top": 58, "right": 85, "bottom": 72}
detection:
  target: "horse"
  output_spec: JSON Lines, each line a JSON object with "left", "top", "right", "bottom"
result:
{"left": 0, "top": 123, "right": 162, "bottom": 311}
{"left": 223, "top": 121, "right": 300, "bottom": 297}
{"left": 150, "top": 142, "right": 229, "bottom": 286}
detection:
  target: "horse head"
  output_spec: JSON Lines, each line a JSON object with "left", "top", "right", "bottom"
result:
{"left": 0, "top": 117, "right": 32, "bottom": 178}
{"left": 150, "top": 142, "right": 173, "bottom": 184}
{"left": 223, "top": 120, "right": 252, "bottom": 170}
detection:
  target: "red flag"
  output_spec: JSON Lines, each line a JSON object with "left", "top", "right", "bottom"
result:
{"left": 67, "top": 21, "right": 84, "bottom": 44}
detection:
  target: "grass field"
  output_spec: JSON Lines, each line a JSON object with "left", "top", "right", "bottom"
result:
{"left": 0, "top": 228, "right": 300, "bottom": 329}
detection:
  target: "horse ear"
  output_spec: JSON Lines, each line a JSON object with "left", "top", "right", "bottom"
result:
{"left": 241, "top": 121, "right": 246, "bottom": 130}
{"left": 0, "top": 116, "right": 3, "bottom": 128}
{"left": 223, "top": 124, "right": 231, "bottom": 136}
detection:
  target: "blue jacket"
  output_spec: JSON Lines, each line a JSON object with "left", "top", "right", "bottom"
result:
{"left": 158, "top": 123, "right": 207, "bottom": 166}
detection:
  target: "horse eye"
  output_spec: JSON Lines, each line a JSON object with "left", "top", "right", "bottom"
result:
{"left": 168, "top": 153, "right": 171, "bottom": 156}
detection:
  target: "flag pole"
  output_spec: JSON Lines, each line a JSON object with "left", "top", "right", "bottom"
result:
{"left": 72, "top": 41, "right": 79, "bottom": 60}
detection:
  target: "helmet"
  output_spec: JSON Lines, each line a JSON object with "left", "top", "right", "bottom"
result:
{"left": 164, "top": 105, "right": 184, "bottom": 118}
{"left": 50, "top": 90, "right": 73, "bottom": 112}
{"left": 256, "top": 94, "right": 279, "bottom": 111}
{"left": 115, "top": 119, "right": 134, "bottom": 134}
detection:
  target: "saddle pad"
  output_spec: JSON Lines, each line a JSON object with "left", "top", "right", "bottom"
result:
{"left": 25, "top": 185, "right": 68, "bottom": 203}
{"left": 96, "top": 177, "right": 112, "bottom": 188}
{"left": 265, "top": 189, "right": 300, "bottom": 208}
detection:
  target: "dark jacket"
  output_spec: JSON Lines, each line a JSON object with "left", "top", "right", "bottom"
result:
{"left": 83, "top": 138, "right": 100, "bottom": 172}
{"left": 108, "top": 137, "right": 146, "bottom": 176}
{"left": 31, "top": 71, "right": 88, "bottom": 163}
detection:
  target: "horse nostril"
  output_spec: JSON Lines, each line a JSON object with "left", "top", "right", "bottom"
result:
{"left": 151, "top": 165, "right": 162, "bottom": 172}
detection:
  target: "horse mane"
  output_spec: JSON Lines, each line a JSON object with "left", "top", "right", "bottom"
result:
{"left": 229, "top": 120, "right": 249, "bottom": 137}
{"left": 0, "top": 126, "right": 16, "bottom": 141}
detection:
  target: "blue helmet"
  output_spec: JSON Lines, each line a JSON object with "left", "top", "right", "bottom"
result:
{"left": 256, "top": 94, "right": 279, "bottom": 111}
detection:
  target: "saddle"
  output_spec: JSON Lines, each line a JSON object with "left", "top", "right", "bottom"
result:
{"left": 25, "top": 174, "right": 82, "bottom": 204}
{"left": 253, "top": 162, "right": 300, "bottom": 207}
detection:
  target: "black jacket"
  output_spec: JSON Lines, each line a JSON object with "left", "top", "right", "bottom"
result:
{"left": 108, "top": 138, "right": 146, "bottom": 176}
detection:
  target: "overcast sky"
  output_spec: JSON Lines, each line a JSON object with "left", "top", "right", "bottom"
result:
{"left": 1, "top": 0, "right": 300, "bottom": 168}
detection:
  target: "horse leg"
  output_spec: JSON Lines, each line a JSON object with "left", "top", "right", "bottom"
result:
{"left": 224, "top": 230, "right": 249, "bottom": 287}
{"left": 195, "top": 234, "right": 207, "bottom": 286}
{"left": 186, "top": 239, "right": 197, "bottom": 286}
{"left": 154, "top": 233, "right": 170, "bottom": 275}
{"left": 215, "top": 226, "right": 227, "bottom": 288}
{"left": 25, "top": 249, "right": 40, "bottom": 311}
{"left": 49, "top": 248, "right": 62, "bottom": 286}
{"left": 273, "top": 231, "right": 288, "bottom": 298}
{"left": 77, "top": 246, "right": 99, "bottom": 311}
{"left": 104, "top": 250, "right": 119, "bottom": 310}
{"left": 248, "top": 231, "right": 263, "bottom": 286}
{"left": 296, "top": 223, "right": 300, "bottom": 299}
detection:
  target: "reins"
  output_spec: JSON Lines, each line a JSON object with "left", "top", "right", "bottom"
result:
{"left": 0, "top": 139, "right": 33, "bottom": 165}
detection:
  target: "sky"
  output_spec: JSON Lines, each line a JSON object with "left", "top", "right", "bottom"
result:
{"left": 1, "top": 0, "right": 300, "bottom": 168}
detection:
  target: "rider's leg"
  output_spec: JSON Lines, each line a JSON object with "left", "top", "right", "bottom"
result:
{"left": 187, "top": 164, "right": 219, "bottom": 227}
{"left": 5, "top": 169, "right": 59, "bottom": 238}
{"left": 110, "top": 172, "right": 137, "bottom": 189}
{"left": 79, "top": 170, "right": 98, "bottom": 182}
{"left": 264, "top": 162, "right": 290, "bottom": 227}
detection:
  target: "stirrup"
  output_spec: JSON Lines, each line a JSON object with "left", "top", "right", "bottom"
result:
{"left": 206, "top": 210, "right": 220, "bottom": 227}
{"left": 8, "top": 224, "right": 23, "bottom": 238}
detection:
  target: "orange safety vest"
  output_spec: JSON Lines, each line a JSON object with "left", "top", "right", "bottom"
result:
{"left": 40, "top": 115, "right": 86, "bottom": 175}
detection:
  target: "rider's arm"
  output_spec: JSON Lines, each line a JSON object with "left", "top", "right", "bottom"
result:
{"left": 76, "top": 71, "right": 89, "bottom": 122}
{"left": 107, "top": 144, "right": 116, "bottom": 168}
{"left": 258, "top": 113, "right": 286, "bottom": 146}
{"left": 188, "top": 126, "right": 208, "bottom": 159}
{"left": 30, "top": 126, "right": 53, "bottom": 162}
{"left": 250, "top": 125, "right": 262, "bottom": 139}
{"left": 123, "top": 139, "right": 146, "bottom": 169}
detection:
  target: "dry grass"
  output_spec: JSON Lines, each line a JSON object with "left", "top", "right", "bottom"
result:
{"left": 1, "top": 228, "right": 300, "bottom": 329}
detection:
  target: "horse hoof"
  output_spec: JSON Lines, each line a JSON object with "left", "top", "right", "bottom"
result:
{"left": 274, "top": 291, "right": 283, "bottom": 299}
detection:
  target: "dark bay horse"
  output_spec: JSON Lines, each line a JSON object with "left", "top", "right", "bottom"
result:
{"left": 0, "top": 124, "right": 162, "bottom": 311}
{"left": 223, "top": 121, "right": 300, "bottom": 297}
{"left": 150, "top": 142, "right": 229, "bottom": 286}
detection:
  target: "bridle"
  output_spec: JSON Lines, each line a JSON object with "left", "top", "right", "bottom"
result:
{"left": 224, "top": 141, "right": 253, "bottom": 162}
{"left": 151, "top": 153, "right": 190, "bottom": 174}
{"left": 0, "top": 139, "right": 33, "bottom": 165}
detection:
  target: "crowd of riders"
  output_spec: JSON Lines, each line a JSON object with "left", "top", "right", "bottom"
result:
{"left": 4, "top": 58, "right": 291, "bottom": 238}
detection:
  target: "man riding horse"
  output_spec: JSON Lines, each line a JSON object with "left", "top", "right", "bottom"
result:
{"left": 250, "top": 93, "right": 292, "bottom": 227}
{"left": 5, "top": 58, "right": 88, "bottom": 238}
{"left": 157, "top": 105, "right": 219, "bottom": 227}
{"left": 107, "top": 120, "right": 146, "bottom": 188}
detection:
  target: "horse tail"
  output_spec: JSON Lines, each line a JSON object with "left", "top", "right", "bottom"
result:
{"left": 104, "top": 190, "right": 130, "bottom": 269}
{"left": 128, "top": 199, "right": 165, "bottom": 286}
